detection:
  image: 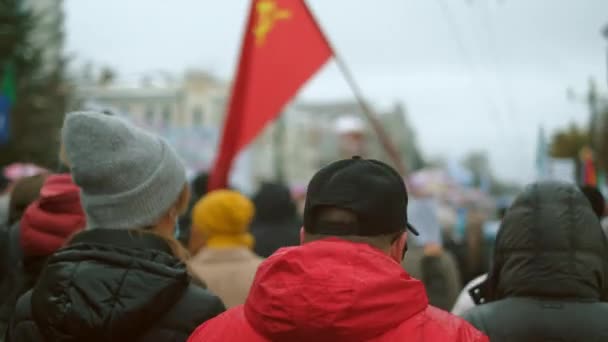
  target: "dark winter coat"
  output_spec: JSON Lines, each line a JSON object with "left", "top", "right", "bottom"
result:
{"left": 250, "top": 183, "right": 301, "bottom": 257}
{"left": 463, "top": 181, "right": 608, "bottom": 341}
{"left": 1, "top": 174, "right": 87, "bottom": 338}
{"left": 6, "top": 229, "right": 225, "bottom": 342}
{"left": 0, "top": 223, "right": 21, "bottom": 338}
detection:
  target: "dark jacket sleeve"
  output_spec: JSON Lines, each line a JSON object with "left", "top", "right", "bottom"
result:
{"left": 5, "top": 291, "right": 44, "bottom": 342}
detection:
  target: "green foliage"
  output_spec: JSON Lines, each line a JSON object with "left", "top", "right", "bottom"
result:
{"left": 595, "top": 107, "right": 608, "bottom": 170}
{"left": 549, "top": 123, "right": 590, "bottom": 182}
{"left": 549, "top": 123, "right": 589, "bottom": 159}
{"left": 0, "top": 0, "right": 67, "bottom": 168}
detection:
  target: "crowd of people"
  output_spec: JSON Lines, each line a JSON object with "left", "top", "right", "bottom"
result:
{"left": 0, "top": 110, "right": 606, "bottom": 341}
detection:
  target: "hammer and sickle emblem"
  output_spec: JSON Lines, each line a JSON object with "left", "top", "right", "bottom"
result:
{"left": 253, "top": 0, "right": 291, "bottom": 46}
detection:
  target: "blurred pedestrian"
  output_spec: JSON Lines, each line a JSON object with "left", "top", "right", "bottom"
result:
{"left": 463, "top": 206, "right": 487, "bottom": 283}
{"left": 19, "top": 173, "right": 86, "bottom": 292}
{"left": 0, "top": 174, "right": 47, "bottom": 338}
{"left": 0, "top": 173, "right": 85, "bottom": 337}
{"left": 603, "top": 210, "right": 608, "bottom": 238}
{"left": 250, "top": 182, "right": 301, "bottom": 257}
{"left": 6, "top": 111, "right": 224, "bottom": 342}
{"left": 0, "top": 172, "right": 12, "bottom": 226}
{"left": 188, "top": 157, "right": 487, "bottom": 341}
{"left": 1, "top": 173, "right": 48, "bottom": 287}
{"left": 188, "top": 189, "right": 263, "bottom": 308}
{"left": 7, "top": 174, "right": 47, "bottom": 227}
{"left": 402, "top": 194, "right": 462, "bottom": 311}
{"left": 177, "top": 172, "right": 210, "bottom": 246}
{"left": 463, "top": 181, "right": 608, "bottom": 341}
{"left": 580, "top": 185, "right": 605, "bottom": 219}
{"left": 579, "top": 185, "right": 608, "bottom": 245}
{"left": 452, "top": 206, "right": 507, "bottom": 316}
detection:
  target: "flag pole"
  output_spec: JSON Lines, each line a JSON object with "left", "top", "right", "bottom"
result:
{"left": 333, "top": 54, "right": 408, "bottom": 176}
{"left": 304, "top": 1, "right": 408, "bottom": 176}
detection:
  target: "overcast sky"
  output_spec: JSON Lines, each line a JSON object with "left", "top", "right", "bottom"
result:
{"left": 64, "top": 0, "right": 608, "bottom": 183}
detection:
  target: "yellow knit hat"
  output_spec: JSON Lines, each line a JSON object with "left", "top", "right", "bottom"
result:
{"left": 192, "top": 190, "right": 255, "bottom": 249}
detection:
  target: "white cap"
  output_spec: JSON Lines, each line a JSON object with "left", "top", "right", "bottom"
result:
{"left": 334, "top": 116, "right": 365, "bottom": 135}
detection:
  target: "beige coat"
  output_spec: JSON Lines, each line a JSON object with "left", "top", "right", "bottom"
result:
{"left": 189, "top": 248, "right": 264, "bottom": 308}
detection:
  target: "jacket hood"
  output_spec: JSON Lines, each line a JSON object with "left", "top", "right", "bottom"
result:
{"left": 244, "top": 238, "right": 428, "bottom": 342}
{"left": 487, "top": 181, "right": 608, "bottom": 301}
{"left": 253, "top": 183, "right": 297, "bottom": 222}
{"left": 30, "top": 229, "right": 190, "bottom": 341}
{"left": 20, "top": 173, "right": 86, "bottom": 256}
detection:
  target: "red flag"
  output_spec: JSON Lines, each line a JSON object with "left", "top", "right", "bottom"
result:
{"left": 581, "top": 147, "right": 597, "bottom": 186}
{"left": 208, "top": 0, "right": 332, "bottom": 190}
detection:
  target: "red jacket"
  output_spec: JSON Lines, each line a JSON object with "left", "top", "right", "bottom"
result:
{"left": 19, "top": 174, "right": 85, "bottom": 257}
{"left": 188, "top": 239, "right": 488, "bottom": 342}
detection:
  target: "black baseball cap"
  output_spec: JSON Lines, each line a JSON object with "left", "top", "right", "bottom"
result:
{"left": 304, "top": 156, "right": 418, "bottom": 236}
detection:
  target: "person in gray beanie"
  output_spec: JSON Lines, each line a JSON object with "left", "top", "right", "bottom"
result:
{"left": 6, "top": 111, "right": 225, "bottom": 342}
{"left": 61, "top": 111, "right": 187, "bottom": 230}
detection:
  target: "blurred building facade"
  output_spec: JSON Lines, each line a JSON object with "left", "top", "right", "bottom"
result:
{"left": 76, "top": 70, "right": 227, "bottom": 128}
{"left": 75, "top": 70, "right": 424, "bottom": 188}
{"left": 252, "top": 101, "right": 424, "bottom": 185}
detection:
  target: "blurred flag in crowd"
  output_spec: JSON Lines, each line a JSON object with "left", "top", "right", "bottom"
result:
{"left": 580, "top": 146, "right": 597, "bottom": 186}
{"left": 209, "top": 0, "right": 333, "bottom": 190}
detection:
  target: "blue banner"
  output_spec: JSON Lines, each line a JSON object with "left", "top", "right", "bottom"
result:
{"left": 0, "top": 96, "right": 11, "bottom": 144}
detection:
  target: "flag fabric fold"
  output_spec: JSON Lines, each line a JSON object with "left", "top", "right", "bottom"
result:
{"left": 208, "top": 0, "right": 333, "bottom": 190}
{"left": 580, "top": 147, "right": 597, "bottom": 186}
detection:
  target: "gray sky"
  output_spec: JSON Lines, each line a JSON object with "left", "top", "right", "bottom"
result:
{"left": 64, "top": 0, "right": 608, "bottom": 183}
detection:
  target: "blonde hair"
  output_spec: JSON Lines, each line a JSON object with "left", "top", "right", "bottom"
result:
{"left": 133, "top": 229, "right": 190, "bottom": 261}
{"left": 133, "top": 230, "right": 208, "bottom": 287}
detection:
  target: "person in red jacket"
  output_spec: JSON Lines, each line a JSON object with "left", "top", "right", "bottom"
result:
{"left": 19, "top": 173, "right": 86, "bottom": 281}
{"left": 189, "top": 157, "right": 488, "bottom": 342}
{"left": 0, "top": 173, "right": 86, "bottom": 336}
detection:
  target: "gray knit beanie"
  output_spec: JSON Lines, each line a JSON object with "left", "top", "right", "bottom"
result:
{"left": 62, "top": 111, "right": 187, "bottom": 229}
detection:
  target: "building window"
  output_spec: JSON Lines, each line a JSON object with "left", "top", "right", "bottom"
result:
{"left": 162, "top": 105, "right": 171, "bottom": 125}
{"left": 145, "top": 104, "right": 155, "bottom": 124}
{"left": 213, "top": 97, "right": 226, "bottom": 122}
{"left": 192, "top": 106, "right": 204, "bottom": 126}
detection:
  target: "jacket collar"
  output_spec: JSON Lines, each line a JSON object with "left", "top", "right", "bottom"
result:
{"left": 69, "top": 229, "right": 173, "bottom": 255}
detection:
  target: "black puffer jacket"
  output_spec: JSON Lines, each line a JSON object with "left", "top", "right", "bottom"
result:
{"left": 464, "top": 181, "right": 608, "bottom": 341}
{"left": 250, "top": 183, "right": 301, "bottom": 258}
{"left": 6, "top": 229, "right": 225, "bottom": 342}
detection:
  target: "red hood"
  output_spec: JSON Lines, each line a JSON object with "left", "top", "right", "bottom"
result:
{"left": 244, "top": 239, "right": 428, "bottom": 341}
{"left": 20, "top": 174, "right": 86, "bottom": 257}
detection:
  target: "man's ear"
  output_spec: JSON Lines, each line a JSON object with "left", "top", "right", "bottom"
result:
{"left": 389, "top": 232, "right": 407, "bottom": 263}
